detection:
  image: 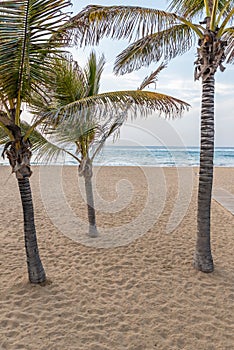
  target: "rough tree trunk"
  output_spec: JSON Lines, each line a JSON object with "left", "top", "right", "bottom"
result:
{"left": 79, "top": 157, "right": 98, "bottom": 237}
{"left": 193, "top": 75, "right": 215, "bottom": 272}
{"left": 18, "top": 177, "right": 46, "bottom": 283}
{"left": 193, "top": 18, "right": 227, "bottom": 272}
{"left": 84, "top": 172, "right": 99, "bottom": 237}
{"left": 2, "top": 124, "right": 46, "bottom": 283}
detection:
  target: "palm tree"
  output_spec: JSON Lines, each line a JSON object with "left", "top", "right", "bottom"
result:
{"left": 69, "top": 1, "right": 234, "bottom": 272}
{"left": 22, "top": 118, "right": 124, "bottom": 238}
{"left": 0, "top": 0, "right": 73, "bottom": 283}
{"left": 0, "top": 2, "right": 188, "bottom": 283}
{"left": 26, "top": 52, "right": 189, "bottom": 238}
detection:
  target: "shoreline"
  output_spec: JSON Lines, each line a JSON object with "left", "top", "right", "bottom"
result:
{"left": 1, "top": 163, "right": 234, "bottom": 167}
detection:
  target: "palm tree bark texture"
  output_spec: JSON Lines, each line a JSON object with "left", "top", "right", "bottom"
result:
{"left": 0, "top": 0, "right": 75, "bottom": 283}
{"left": 18, "top": 177, "right": 46, "bottom": 283}
{"left": 194, "top": 18, "right": 227, "bottom": 272}
{"left": 79, "top": 157, "right": 99, "bottom": 237}
{"left": 194, "top": 74, "right": 215, "bottom": 272}
{"left": 2, "top": 124, "right": 46, "bottom": 283}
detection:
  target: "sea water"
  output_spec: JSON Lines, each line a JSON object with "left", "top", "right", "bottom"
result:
{"left": 0, "top": 146, "right": 234, "bottom": 167}
{"left": 94, "top": 146, "right": 234, "bottom": 167}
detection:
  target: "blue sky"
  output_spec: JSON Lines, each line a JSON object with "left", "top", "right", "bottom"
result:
{"left": 70, "top": 0, "right": 234, "bottom": 147}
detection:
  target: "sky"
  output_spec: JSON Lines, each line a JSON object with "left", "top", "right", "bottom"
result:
{"left": 69, "top": 0, "right": 234, "bottom": 147}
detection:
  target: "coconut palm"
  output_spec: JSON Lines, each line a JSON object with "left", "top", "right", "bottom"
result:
{"left": 21, "top": 118, "right": 124, "bottom": 238}
{"left": 0, "top": 2, "right": 189, "bottom": 284}
{"left": 26, "top": 52, "right": 188, "bottom": 238}
{"left": 0, "top": 0, "right": 74, "bottom": 284}
{"left": 69, "top": 1, "right": 234, "bottom": 272}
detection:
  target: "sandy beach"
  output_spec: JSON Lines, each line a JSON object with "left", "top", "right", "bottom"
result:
{"left": 0, "top": 166, "right": 233, "bottom": 350}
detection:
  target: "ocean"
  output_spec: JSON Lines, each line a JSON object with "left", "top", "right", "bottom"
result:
{"left": 92, "top": 146, "right": 234, "bottom": 167}
{"left": 45, "top": 146, "right": 234, "bottom": 167}
{"left": 0, "top": 146, "right": 234, "bottom": 167}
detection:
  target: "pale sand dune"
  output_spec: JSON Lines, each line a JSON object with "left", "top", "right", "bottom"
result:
{"left": 0, "top": 166, "right": 233, "bottom": 350}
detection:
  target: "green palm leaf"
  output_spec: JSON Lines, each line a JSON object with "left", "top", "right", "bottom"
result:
{"left": 21, "top": 121, "right": 70, "bottom": 163}
{"left": 84, "top": 51, "right": 105, "bottom": 97}
{"left": 47, "top": 118, "right": 97, "bottom": 145}
{"left": 30, "top": 52, "right": 105, "bottom": 117}
{"left": 27, "top": 116, "right": 122, "bottom": 164}
{"left": 0, "top": 0, "right": 71, "bottom": 120}
{"left": 49, "top": 55, "right": 86, "bottom": 106}
{"left": 90, "top": 118, "right": 126, "bottom": 160}
{"left": 29, "top": 55, "right": 86, "bottom": 119}
{"left": 0, "top": 120, "right": 67, "bottom": 163}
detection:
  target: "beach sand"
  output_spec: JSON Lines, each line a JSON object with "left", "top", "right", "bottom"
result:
{"left": 0, "top": 166, "right": 233, "bottom": 350}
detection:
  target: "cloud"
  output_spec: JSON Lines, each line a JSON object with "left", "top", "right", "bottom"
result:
{"left": 100, "top": 71, "right": 141, "bottom": 91}
{"left": 215, "top": 82, "right": 234, "bottom": 96}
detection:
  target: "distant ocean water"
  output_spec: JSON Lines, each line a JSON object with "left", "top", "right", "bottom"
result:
{"left": 94, "top": 146, "right": 234, "bottom": 167}
{"left": 0, "top": 146, "right": 234, "bottom": 167}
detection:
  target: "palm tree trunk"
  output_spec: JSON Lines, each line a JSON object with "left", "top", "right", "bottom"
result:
{"left": 193, "top": 74, "right": 215, "bottom": 273}
{"left": 84, "top": 172, "right": 98, "bottom": 238}
{"left": 18, "top": 177, "right": 46, "bottom": 283}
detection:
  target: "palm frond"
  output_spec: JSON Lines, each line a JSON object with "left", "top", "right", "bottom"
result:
{"left": 31, "top": 115, "right": 105, "bottom": 162}
{"left": 138, "top": 62, "right": 167, "bottom": 90}
{"left": 66, "top": 5, "right": 178, "bottom": 46}
{"left": 47, "top": 118, "right": 97, "bottom": 145}
{"left": 0, "top": 125, "right": 10, "bottom": 145}
{"left": 114, "top": 24, "right": 196, "bottom": 75}
{"left": 0, "top": 0, "right": 71, "bottom": 108}
{"left": 223, "top": 27, "right": 234, "bottom": 63}
{"left": 28, "top": 48, "right": 190, "bottom": 166}
{"left": 20, "top": 121, "right": 70, "bottom": 164}
{"left": 216, "top": 1, "right": 234, "bottom": 26}
{"left": 168, "top": 0, "right": 209, "bottom": 18}
{"left": 91, "top": 113, "right": 127, "bottom": 160}
{"left": 26, "top": 112, "right": 124, "bottom": 164}
{"left": 45, "top": 90, "right": 190, "bottom": 127}
{"left": 29, "top": 54, "right": 86, "bottom": 119}
{"left": 30, "top": 52, "right": 105, "bottom": 118}
{"left": 51, "top": 55, "right": 86, "bottom": 105}
{"left": 218, "top": 7, "right": 234, "bottom": 37}
{"left": 84, "top": 51, "right": 106, "bottom": 96}
{"left": 167, "top": 0, "right": 232, "bottom": 20}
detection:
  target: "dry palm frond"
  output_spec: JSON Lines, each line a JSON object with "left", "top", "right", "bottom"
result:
{"left": 223, "top": 27, "right": 234, "bottom": 63}
{"left": 168, "top": 0, "right": 231, "bottom": 19}
{"left": 138, "top": 62, "right": 167, "bottom": 90}
{"left": 47, "top": 89, "right": 190, "bottom": 127}
{"left": 66, "top": 5, "right": 177, "bottom": 46}
{"left": 114, "top": 24, "right": 196, "bottom": 74}
{"left": 91, "top": 110, "right": 127, "bottom": 160}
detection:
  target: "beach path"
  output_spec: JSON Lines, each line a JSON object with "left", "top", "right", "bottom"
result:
{"left": 213, "top": 188, "right": 234, "bottom": 215}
